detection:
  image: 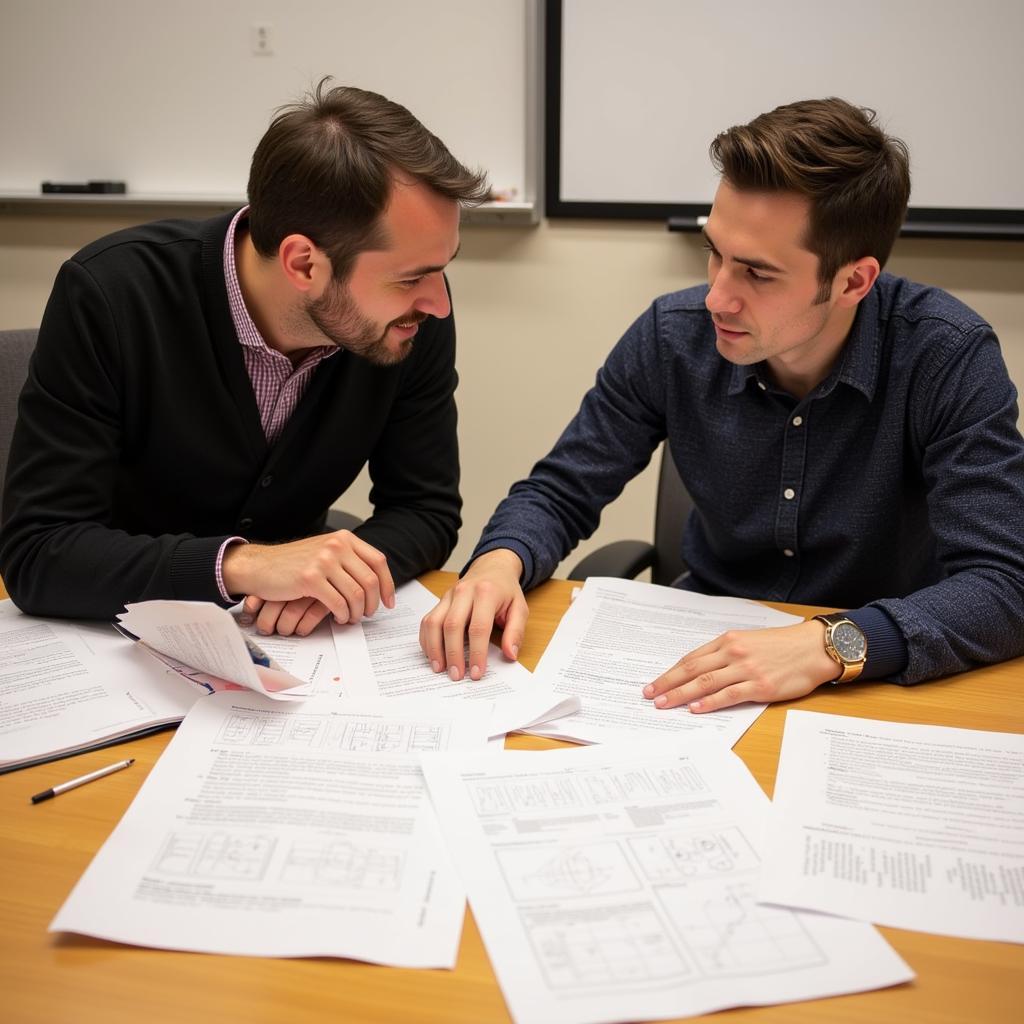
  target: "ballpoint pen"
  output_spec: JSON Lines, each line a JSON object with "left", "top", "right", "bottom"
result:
{"left": 30, "top": 758, "right": 135, "bottom": 804}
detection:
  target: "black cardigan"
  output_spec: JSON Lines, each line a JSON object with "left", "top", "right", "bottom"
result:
{"left": 0, "top": 211, "right": 461, "bottom": 618}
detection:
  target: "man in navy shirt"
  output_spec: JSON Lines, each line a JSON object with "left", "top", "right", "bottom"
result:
{"left": 420, "top": 97, "right": 1024, "bottom": 711}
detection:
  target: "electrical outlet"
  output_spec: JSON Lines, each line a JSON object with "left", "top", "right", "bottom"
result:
{"left": 251, "top": 23, "right": 274, "bottom": 56}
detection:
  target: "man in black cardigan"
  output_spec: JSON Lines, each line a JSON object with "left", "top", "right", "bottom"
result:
{"left": 0, "top": 81, "right": 489, "bottom": 636}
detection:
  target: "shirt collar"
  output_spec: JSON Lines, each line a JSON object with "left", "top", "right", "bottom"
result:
{"left": 223, "top": 205, "right": 338, "bottom": 364}
{"left": 724, "top": 283, "right": 883, "bottom": 402}
{"left": 223, "top": 205, "right": 269, "bottom": 353}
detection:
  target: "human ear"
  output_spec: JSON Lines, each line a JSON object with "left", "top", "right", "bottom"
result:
{"left": 835, "top": 256, "right": 880, "bottom": 307}
{"left": 277, "top": 234, "right": 331, "bottom": 295}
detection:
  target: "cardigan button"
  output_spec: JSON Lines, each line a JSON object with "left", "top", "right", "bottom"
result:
{"left": 260, "top": 475, "right": 274, "bottom": 488}
{"left": 239, "top": 517, "right": 254, "bottom": 529}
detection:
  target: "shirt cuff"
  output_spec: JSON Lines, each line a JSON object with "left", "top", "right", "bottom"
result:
{"left": 847, "top": 606, "right": 908, "bottom": 680}
{"left": 216, "top": 537, "right": 248, "bottom": 603}
{"left": 465, "top": 538, "right": 533, "bottom": 588}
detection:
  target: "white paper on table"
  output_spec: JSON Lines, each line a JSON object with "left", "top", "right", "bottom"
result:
{"left": 422, "top": 743, "right": 913, "bottom": 1024}
{"left": 759, "top": 710, "right": 1024, "bottom": 944}
{"left": 51, "top": 691, "right": 492, "bottom": 966}
{"left": 525, "top": 577, "right": 802, "bottom": 747}
{"left": 333, "top": 580, "right": 579, "bottom": 736}
{"left": 0, "top": 600, "right": 202, "bottom": 771}
{"left": 117, "top": 601, "right": 312, "bottom": 699}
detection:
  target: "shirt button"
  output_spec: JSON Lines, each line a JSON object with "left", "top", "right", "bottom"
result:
{"left": 239, "top": 517, "right": 254, "bottom": 529}
{"left": 261, "top": 475, "right": 274, "bottom": 488}
{"left": 757, "top": 381, "right": 767, "bottom": 391}
{"left": 784, "top": 488, "right": 796, "bottom": 500}
{"left": 792, "top": 416, "right": 803, "bottom": 427}
{"left": 783, "top": 548, "right": 795, "bottom": 557}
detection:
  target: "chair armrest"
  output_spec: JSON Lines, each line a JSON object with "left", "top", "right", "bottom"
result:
{"left": 567, "top": 540, "right": 656, "bottom": 582}
{"left": 325, "top": 508, "right": 364, "bottom": 533}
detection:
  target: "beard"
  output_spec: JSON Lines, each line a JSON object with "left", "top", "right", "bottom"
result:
{"left": 305, "top": 280, "right": 425, "bottom": 367}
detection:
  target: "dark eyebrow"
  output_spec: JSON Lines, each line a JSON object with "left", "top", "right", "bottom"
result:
{"left": 701, "top": 227, "right": 785, "bottom": 275}
{"left": 396, "top": 244, "right": 461, "bottom": 279}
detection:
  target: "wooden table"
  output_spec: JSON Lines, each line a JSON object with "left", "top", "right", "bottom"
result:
{"left": 1, "top": 571, "right": 1021, "bottom": 1024}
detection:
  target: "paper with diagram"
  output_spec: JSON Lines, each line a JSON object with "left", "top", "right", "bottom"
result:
{"left": 421, "top": 743, "right": 912, "bottom": 1023}
{"left": 51, "top": 691, "right": 491, "bottom": 966}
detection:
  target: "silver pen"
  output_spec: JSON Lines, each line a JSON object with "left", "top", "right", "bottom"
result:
{"left": 30, "top": 758, "right": 135, "bottom": 804}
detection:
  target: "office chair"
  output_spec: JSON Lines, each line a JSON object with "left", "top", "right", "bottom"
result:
{"left": 568, "top": 445, "right": 694, "bottom": 587}
{"left": 0, "top": 327, "right": 363, "bottom": 533}
{"left": 325, "top": 508, "right": 363, "bottom": 532}
{"left": 0, "top": 328, "right": 38, "bottom": 520}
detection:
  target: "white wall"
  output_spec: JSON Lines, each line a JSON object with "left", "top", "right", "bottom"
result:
{"left": 2, "top": 210, "right": 1022, "bottom": 577}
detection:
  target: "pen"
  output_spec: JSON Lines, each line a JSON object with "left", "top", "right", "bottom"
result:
{"left": 30, "top": 758, "right": 135, "bottom": 804}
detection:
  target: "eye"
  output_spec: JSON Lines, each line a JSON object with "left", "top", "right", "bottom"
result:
{"left": 702, "top": 242, "right": 720, "bottom": 261}
{"left": 746, "top": 267, "right": 771, "bottom": 283}
{"left": 397, "top": 276, "right": 424, "bottom": 289}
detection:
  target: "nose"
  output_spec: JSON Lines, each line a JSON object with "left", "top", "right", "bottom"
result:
{"left": 415, "top": 273, "right": 451, "bottom": 320}
{"left": 705, "top": 269, "right": 741, "bottom": 316}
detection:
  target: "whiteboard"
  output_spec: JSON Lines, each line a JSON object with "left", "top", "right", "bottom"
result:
{"left": 549, "top": 0, "right": 1024, "bottom": 224}
{"left": 0, "top": 0, "right": 535, "bottom": 208}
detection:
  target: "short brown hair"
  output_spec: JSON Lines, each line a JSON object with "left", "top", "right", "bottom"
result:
{"left": 710, "top": 98, "right": 910, "bottom": 301}
{"left": 247, "top": 78, "right": 489, "bottom": 280}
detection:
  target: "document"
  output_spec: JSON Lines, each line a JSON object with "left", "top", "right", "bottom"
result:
{"left": 760, "top": 711, "right": 1024, "bottom": 943}
{"left": 0, "top": 600, "right": 199, "bottom": 773}
{"left": 526, "top": 577, "right": 801, "bottom": 746}
{"left": 51, "top": 691, "right": 492, "bottom": 966}
{"left": 117, "top": 601, "right": 313, "bottom": 698}
{"left": 334, "top": 580, "right": 579, "bottom": 736}
{"left": 422, "top": 743, "right": 912, "bottom": 1024}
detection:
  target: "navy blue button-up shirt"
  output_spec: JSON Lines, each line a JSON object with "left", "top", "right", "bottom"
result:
{"left": 474, "top": 274, "right": 1024, "bottom": 684}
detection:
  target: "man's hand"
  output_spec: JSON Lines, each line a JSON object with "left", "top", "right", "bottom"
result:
{"left": 224, "top": 530, "right": 395, "bottom": 634}
{"left": 239, "top": 596, "right": 333, "bottom": 637}
{"left": 419, "top": 549, "right": 528, "bottom": 681}
{"left": 643, "top": 620, "right": 838, "bottom": 713}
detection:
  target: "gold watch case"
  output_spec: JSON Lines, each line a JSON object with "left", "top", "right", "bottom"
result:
{"left": 813, "top": 613, "right": 867, "bottom": 683}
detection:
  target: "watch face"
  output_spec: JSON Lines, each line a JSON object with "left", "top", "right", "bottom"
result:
{"left": 832, "top": 622, "right": 866, "bottom": 661}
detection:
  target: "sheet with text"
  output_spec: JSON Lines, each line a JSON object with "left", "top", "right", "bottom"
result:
{"left": 526, "top": 577, "right": 801, "bottom": 746}
{"left": 0, "top": 600, "right": 199, "bottom": 771}
{"left": 333, "top": 580, "right": 578, "bottom": 736}
{"left": 760, "top": 710, "right": 1024, "bottom": 943}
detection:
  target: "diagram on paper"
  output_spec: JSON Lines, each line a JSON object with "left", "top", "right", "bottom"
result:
{"left": 152, "top": 831, "right": 275, "bottom": 880}
{"left": 521, "top": 901, "right": 692, "bottom": 988}
{"left": 656, "top": 881, "right": 827, "bottom": 976}
{"left": 629, "top": 826, "right": 760, "bottom": 882}
{"left": 280, "top": 838, "right": 404, "bottom": 890}
{"left": 498, "top": 842, "right": 643, "bottom": 901}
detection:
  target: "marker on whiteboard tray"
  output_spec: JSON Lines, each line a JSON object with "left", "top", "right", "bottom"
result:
{"left": 41, "top": 180, "right": 127, "bottom": 194}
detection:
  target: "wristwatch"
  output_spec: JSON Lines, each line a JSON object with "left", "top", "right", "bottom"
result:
{"left": 813, "top": 613, "right": 867, "bottom": 683}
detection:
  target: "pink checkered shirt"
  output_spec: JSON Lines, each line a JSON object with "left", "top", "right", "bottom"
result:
{"left": 215, "top": 206, "right": 339, "bottom": 600}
